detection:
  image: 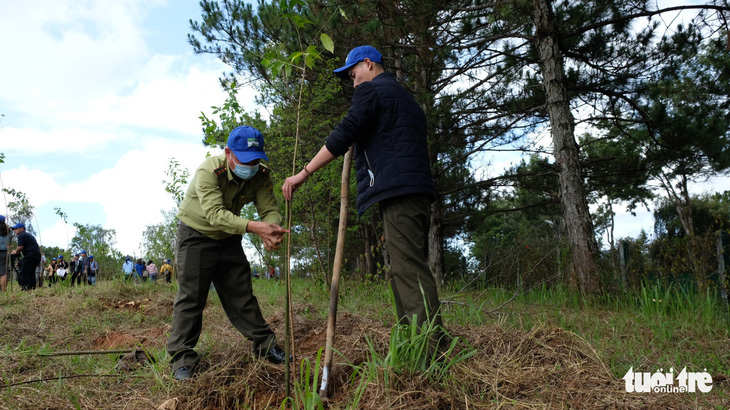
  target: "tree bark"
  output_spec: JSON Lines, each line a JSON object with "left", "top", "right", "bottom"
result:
{"left": 429, "top": 199, "right": 445, "bottom": 287}
{"left": 533, "top": 0, "right": 600, "bottom": 295}
{"left": 362, "top": 224, "right": 375, "bottom": 279}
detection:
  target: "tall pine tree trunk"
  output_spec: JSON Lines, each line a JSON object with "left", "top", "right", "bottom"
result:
{"left": 533, "top": 0, "right": 600, "bottom": 295}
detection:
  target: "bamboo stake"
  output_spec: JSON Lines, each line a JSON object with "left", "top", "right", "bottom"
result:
{"left": 283, "top": 53, "right": 308, "bottom": 406}
{"left": 319, "top": 146, "right": 353, "bottom": 400}
{"left": 285, "top": 200, "right": 293, "bottom": 403}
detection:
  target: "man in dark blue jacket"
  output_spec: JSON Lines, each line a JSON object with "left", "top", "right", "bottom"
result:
{"left": 283, "top": 45, "right": 443, "bottom": 340}
{"left": 9, "top": 223, "right": 41, "bottom": 291}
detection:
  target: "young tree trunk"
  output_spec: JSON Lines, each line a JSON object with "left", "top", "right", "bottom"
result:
{"left": 429, "top": 199, "right": 445, "bottom": 287}
{"left": 362, "top": 224, "right": 375, "bottom": 279}
{"left": 533, "top": 0, "right": 600, "bottom": 295}
{"left": 658, "top": 173, "right": 706, "bottom": 290}
{"left": 307, "top": 201, "right": 329, "bottom": 287}
{"left": 717, "top": 231, "right": 728, "bottom": 308}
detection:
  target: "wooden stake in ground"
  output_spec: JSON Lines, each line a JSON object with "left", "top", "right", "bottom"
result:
{"left": 284, "top": 200, "right": 295, "bottom": 402}
{"left": 319, "top": 147, "right": 353, "bottom": 400}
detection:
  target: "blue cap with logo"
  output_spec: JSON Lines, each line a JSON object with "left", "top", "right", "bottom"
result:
{"left": 10, "top": 222, "right": 25, "bottom": 229}
{"left": 333, "top": 45, "right": 383, "bottom": 79}
{"left": 227, "top": 126, "right": 268, "bottom": 164}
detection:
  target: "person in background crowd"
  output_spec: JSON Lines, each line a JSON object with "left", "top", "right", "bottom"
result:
{"left": 147, "top": 259, "right": 158, "bottom": 283}
{"left": 48, "top": 257, "right": 58, "bottom": 286}
{"left": 160, "top": 258, "right": 173, "bottom": 283}
{"left": 134, "top": 258, "right": 146, "bottom": 282}
{"left": 0, "top": 216, "right": 9, "bottom": 292}
{"left": 122, "top": 257, "right": 134, "bottom": 281}
{"left": 9, "top": 223, "right": 41, "bottom": 291}
{"left": 80, "top": 251, "right": 90, "bottom": 285}
{"left": 88, "top": 255, "right": 98, "bottom": 285}
{"left": 56, "top": 255, "right": 68, "bottom": 282}
{"left": 35, "top": 253, "right": 47, "bottom": 288}
{"left": 43, "top": 261, "right": 52, "bottom": 285}
{"left": 69, "top": 254, "right": 80, "bottom": 285}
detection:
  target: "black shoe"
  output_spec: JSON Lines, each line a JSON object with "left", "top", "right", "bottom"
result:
{"left": 258, "top": 345, "right": 290, "bottom": 364}
{"left": 173, "top": 365, "right": 193, "bottom": 381}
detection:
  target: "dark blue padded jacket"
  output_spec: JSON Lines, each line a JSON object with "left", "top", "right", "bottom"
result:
{"left": 325, "top": 72, "right": 436, "bottom": 215}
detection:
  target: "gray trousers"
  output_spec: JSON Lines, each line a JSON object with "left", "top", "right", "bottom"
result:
{"left": 166, "top": 224, "right": 276, "bottom": 371}
{"left": 381, "top": 194, "right": 443, "bottom": 331}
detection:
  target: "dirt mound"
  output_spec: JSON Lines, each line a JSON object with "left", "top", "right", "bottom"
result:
{"left": 170, "top": 314, "right": 691, "bottom": 409}
{"left": 98, "top": 297, "right": 174, "bottom": 315}
{"left": 92, "top": 327, "right": 168, "bottom": 350}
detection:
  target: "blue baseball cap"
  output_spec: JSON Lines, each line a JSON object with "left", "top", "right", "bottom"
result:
{"left": 333, "top": 45, "right": 383, "bottom": 79}
{"left": 227, "top": 126, "right": 268, "bottom": 164}
{"left": 10, "top": 222, "right": 25, "bottom": 229}
{"left": 0, "top": 215, "right": 4, "bottom": 222}
{"left": 58, "top": 255, "right": 64, "bottom": 259}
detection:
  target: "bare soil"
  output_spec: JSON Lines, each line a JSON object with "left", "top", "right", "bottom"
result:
{"left": 0, "top": 284, "right": 727, "bottom": 409}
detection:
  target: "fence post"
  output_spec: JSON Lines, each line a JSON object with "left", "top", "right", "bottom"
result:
{"left": 717, "top": 231, "right": 728, "bottom": 307}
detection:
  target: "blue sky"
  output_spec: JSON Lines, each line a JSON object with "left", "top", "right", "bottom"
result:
{"left": 0, "top": 0, "right": 726, "bottom": 257}
{"left": 0, "top": 0, "right": 259, "bottom": 256}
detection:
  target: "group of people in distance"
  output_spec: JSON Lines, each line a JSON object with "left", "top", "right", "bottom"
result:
{"left": 0, "top": 215, "right": 101, "bottom": 290}
{"left": 121, "top": 256, "right": 173, "bottom": 283}
{"left": 43, "top": 250, "right": 99, "bottom": 286}
{"left": 0, "top": 214, "right": 174, "bottom": 290}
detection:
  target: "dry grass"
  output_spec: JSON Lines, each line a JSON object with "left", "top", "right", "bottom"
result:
{"left": 0, "top": 281, "right": 728, "bottom": 409}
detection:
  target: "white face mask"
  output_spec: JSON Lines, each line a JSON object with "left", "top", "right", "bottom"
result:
{"left": 233, "top": 163, "right": 259, "bottom": 180}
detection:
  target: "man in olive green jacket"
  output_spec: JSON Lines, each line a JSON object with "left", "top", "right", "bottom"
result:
{"left": 167, "top": 125, "right": 289, "bottom": 381}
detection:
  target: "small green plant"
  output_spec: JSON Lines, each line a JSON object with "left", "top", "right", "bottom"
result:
{"left": 282, "top": 347, "right": 324, "bottom": 410}
{"left": 347, "top": 312, "right": 477, "bottom": 408}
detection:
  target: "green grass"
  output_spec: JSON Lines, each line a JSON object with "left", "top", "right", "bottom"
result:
{"left": 438, "top": 282, "right": 729, "bottom": 380}
{"left": 1, "top": 276, "right": 728, "bottom": 408}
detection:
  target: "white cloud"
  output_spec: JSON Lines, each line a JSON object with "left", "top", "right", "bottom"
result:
{"left": 40, "top": 219, "right": 77, "bottom": 252}
{"left": 89, "top": 137, "right": 215, "bottom": 255}
{"left": 1, "top": 166, "right": 63, "bottom": 206}
{"left": 0, "top": 0, "right": 268, "bottom": 257}
{"left": 67, "top": 57, "right": 243, "bottom": 135}
{"left": 0, "top": 0, "right": 238, "bottom": 145}
{"left": 2, "top": 126, "right": 123, "bottom": 156}
{"left": 2, "top": 138, "right": 219, "bottom": 255}
{"left": 0, "top": 1, "right": 153, "bottom": 117}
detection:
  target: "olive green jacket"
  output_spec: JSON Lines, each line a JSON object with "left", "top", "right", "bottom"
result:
{"left": 177, "top": 154, "right": 282, "bottom": 240}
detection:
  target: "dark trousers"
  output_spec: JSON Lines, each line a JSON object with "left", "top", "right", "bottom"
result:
{"left": 166, "top": 224, "right": 276, "bottom": 372}
{"left": 381, "top": 195, "right": 443, "bottom": 331}
{"left": 18, "top": 255, "right": 40, "bottom": 291}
